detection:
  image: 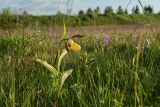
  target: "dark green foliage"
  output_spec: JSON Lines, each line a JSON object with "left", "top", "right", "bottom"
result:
{"left": 117, "top": 6, "right": 126, "bottom": 15}
{"left": 124, "top": 9, "right": 128, "bottom": 15}
{"left": 78, "top": 10, "right": 84, "bottom": 16}
{"left": 132, "top": 5, "right": 140, "bottom": 14}
{"left": 86, "top": 8, "right": 94, "bottom": 19}
{"left": 143, "top": 5, "right": 154, "bottom": 14}
{"left": 104, "top": 6, "right": 114, "bottom": 16}
{"left": 94, "top": 6, "right": 100, "bottom": 15}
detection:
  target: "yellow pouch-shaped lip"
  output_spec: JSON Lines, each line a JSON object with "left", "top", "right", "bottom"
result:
{"left": 70, "top": 42, "right": 81, "bottom": 51}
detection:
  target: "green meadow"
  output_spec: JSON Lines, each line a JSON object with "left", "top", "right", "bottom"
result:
{"left": 0, "top": 25, "right": 160, "bottom": 106}
{"left": 1, "top": 2, "right": 160, "bottom": 106}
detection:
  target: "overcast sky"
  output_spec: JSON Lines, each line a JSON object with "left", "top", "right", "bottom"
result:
{"left": 0, "top": 0, "right": 160, "bottom": 15}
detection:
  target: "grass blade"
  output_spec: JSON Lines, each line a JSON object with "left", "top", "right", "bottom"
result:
{"left": 61, "top": 23, "right": 67, "bottom": 41}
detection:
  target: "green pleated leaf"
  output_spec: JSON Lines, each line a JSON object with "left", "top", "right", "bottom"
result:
{"left": 36, "top": 59, "right": 59, "bottom": 76}
{"left": 58, "top": 49, "right": 68, "bottom": 72}
{"left": 61, "top": 69, "right": 73, "bottom": 87}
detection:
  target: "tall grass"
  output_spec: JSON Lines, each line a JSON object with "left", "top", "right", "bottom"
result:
{"left": 0, "top": 31, "right": 160, "bottom": 106}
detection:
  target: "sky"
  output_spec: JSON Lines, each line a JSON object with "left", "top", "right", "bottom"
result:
{"left": 0, "top": 0, "right": 160, "bottom": 15}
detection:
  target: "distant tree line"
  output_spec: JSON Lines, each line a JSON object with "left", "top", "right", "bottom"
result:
{"left": 78, "top": 5, "right": 154, "bottom": 16}
{"left": 0, "top": 5, "right": 159, "bottom": 29}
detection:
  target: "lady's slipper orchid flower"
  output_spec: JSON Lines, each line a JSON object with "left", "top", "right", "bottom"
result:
{"left": 65, "top": 39, "right": 81, "bottom": 51}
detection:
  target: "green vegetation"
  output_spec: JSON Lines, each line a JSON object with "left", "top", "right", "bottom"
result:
{"left": 1, "top": 2, "right": 160, "bottom": 106}
{"left": 1, "top": 13, "right": 160, "bottom": 28}
{"left": 0, "top": 29, "right": 160, "bottom": 106}
{"left": 0, "top": 5, "right": 160, "bottom": 29}
{"left": 132, "top": 5, "right": 140, "bottom": 14}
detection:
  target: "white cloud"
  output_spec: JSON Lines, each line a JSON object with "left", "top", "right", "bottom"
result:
{"left": 0, "top": 0, "right": 73, "bottom": 15}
